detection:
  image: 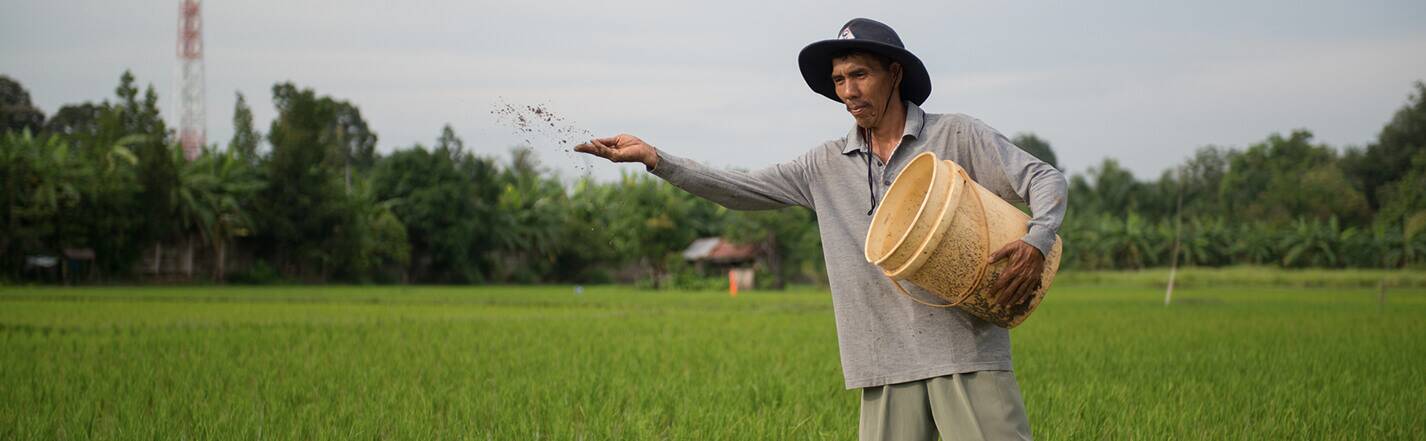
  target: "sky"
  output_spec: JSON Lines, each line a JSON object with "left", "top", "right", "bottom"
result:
{"left": 3, "top": 0, "right": 1425, "bottom": 182}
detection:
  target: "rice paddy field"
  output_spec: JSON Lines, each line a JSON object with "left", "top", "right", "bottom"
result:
{"left": 2, "top": 274, "right": 1424, "bottom": 440}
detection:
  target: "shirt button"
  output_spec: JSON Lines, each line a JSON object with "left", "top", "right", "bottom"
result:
{"left": 883, "top": 180, "right": 891, "bottom": 185}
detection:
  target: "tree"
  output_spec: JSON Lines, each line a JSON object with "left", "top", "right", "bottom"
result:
{"left": 337, "top": 179, "right": 411, "bottom": 282}
{"left": 1175, "top": 146, "right": 1230, "bottom": 218}
{"left": 603, "top": 173, "right": 716, "bottom": 288}
{"left": 723, "top": 207, "right": 821, "bottom": 289}
{"left": 332, "top": 101, "right": 377, "bottom": 192}
{"left": 228, "top": 92, "right": 261, "bottom": 161}
{"left": 1372, "top": 138, "right": 1426, "bottom": 227}
{"left": 173, "top": 147, "right": 265, "bottom": 280}
{"left": 1178, "top": 216, "right": 1232, "bottom": 267}
{"left": 370, "top": 140, "right": 497, "bottom": 283}
{"left": 1100, "top": 213, "right": 1164, "bottom": 269}
{"left": 106, "top": 71, "right": 180, "bottom": 273}
{"left": 0, "top": 130, "right": 141, "bottom": 279}
{"left": 1219, "top": 130, "right": 1368, "bottom": 225}
{"left": 1070, "top": 158, "right": 1143, "bottom": 217}
{"left": 0, "top": 132, "right": 82, "bottom": 276}
{"left": 1279, "top": 217, "right": 1356, "bottom": 268}
{"left": 551, "top": 177, "right": 621, "bottom": 283}
{"left": 258, "top": 83, "right": 359, "bottom": 280}
{"left": 43, "top": 103, "right": 108, "bottom": 141}
{"left": 1343, "top": 81, "right": 1426, "bottom": 210}
{"left": 489, "top": 147, "right": 571, "bottom": 282}
{"left": 1011, "top": 132, "right": 1058, "bottom": 169}
{"left": 435, "top": 124, "right": 464, "bottom": 159}
{"left": 1, "top": 75, "right": 45, "bottom": 134}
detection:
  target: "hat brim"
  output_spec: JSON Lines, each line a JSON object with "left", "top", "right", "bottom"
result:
{"left": 798, "top": 39, "right": 931, "bottom": 106}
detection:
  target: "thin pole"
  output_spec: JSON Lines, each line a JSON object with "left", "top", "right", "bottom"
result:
{"left": 1165, "top": 167, "right": 1184, "bottom": 306}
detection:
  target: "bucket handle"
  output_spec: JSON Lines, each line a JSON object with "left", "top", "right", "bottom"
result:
{"left": 885, "top": 168, "right": 992, "bottom": 308}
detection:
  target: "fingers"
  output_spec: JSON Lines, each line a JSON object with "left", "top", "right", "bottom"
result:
{"left": 990, "top": 245, "right": 1022, "bottom": 294}
{"left": 998, "top": 274, "right": 1027, "bottom": 306}
{"left": 993, "top": 257, "right": 1038, "bottom": 307}
{"left": 575, "top": 137, "right": 621, "bottom": 161}
{"left": 1009, "top": 276, "right": 1040, "bottom": 306}
{"left": 992, "top": 266, "right": 1011, "bottom": 294}
{"left": 573, "top": 142, "right": 600, "bottom": 155}
{"left": 574, "top": 142, "right": 612, "bottom": 161}
{"left": 987, "top": 241, "right": 1048, "bottom": 306}
{"left": 992, "top": 256, "right": 1021, "bottom": 304}
{"left": 1019, "top": 278, "right": 1043, "bottom": 305}
{"left": 988, "top": 244, "right": 1014, "bottom": 264}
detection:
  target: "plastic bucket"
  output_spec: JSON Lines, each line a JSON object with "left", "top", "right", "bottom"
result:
{"left": 864, "top": 151, "right": 1063, "bottom": 328}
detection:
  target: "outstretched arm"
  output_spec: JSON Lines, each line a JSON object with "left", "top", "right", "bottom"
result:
{"left": 576, "top": 134, "right": 815, "bottom": 210}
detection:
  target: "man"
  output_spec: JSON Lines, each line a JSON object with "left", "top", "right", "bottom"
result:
{"left": 577, "top": 18, "right": 1065, "bottom": 441}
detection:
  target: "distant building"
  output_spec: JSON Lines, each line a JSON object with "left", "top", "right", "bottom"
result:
{"left": 682, "top": 237, "right": 761, "bottom": 291}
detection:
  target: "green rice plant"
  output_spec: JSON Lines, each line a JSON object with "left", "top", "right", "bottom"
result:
{"left": 1, "top": 285, "right": 1422, "bottom": 439}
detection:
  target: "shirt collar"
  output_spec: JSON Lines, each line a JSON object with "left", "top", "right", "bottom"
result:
{"left": 841, "top": 101, "right": 926, "bottom": 155}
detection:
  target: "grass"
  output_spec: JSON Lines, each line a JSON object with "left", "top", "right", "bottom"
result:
{"left": 1057, "top": 265, "right": 1426, "bottom": 288}
{"left": 1, "top": 281, "right": 1423, "bottom": 440}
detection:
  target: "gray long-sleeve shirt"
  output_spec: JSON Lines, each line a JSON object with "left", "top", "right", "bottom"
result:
{"left": 649, "top": 101, "right": 1067, "bottom": 389}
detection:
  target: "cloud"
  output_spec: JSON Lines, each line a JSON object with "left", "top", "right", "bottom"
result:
{"left": 4, "top": 0, "right": 1424, "bottom": 182}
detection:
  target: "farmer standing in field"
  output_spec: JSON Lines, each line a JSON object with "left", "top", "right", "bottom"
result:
{"left": 577, "top": 18, "right": 1064, "bottom": 441}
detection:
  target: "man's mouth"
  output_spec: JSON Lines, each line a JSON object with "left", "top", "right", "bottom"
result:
{"left": 848, "top": 104, "right": 871, "bottom": 116}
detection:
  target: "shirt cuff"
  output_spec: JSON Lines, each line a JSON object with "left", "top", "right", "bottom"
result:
{"left": 648, "top": 147, "right": 684, "bottom": 180}
{"left": 1021, "top": 225, "right": 1057, "bottom": 258}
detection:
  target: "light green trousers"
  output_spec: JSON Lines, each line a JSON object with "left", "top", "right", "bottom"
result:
{"left": 859, "top": 371, "right": 1032, "bottom": 441}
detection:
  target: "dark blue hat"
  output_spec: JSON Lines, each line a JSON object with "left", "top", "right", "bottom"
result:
{"left": 798, "top": 18, "right": 932, "bottom": 106}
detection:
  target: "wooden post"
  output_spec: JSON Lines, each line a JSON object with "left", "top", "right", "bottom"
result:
{"left": 1378, "top": 279, "right": 1387, "bottom": 313}
{"left": 1165, "top": 166, "right": 1184, "bottom": 306}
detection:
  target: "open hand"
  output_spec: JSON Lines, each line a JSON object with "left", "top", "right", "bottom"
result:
{"left": 987, "top": 240, "right": 1045, "bottom": 307}
{"left": 574, "top": 134, "right": 659, "bottom": 170}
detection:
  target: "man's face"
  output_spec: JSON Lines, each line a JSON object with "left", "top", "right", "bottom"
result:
{"left": 831, "top": 54, "right": 901, "bottom": 129}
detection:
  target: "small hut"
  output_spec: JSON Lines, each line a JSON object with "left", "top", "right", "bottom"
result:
{"left": 681, "top": 237, "right": 760, "bottom": 291}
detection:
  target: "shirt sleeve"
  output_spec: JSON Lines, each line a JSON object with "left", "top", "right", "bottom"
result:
{"left": 971, "top": 121, "right": 1068, "bottom": 257}
{"left": 647, "top": 146, "right": 816, "bottom": 210}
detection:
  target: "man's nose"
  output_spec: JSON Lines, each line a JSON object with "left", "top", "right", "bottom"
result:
{"left": 838, "top": 81, "right": 860, "bottom": 101}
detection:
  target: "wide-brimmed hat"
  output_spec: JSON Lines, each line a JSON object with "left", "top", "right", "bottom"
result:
{"left": 798, "top": 18, "right": 932, "bottom": 106}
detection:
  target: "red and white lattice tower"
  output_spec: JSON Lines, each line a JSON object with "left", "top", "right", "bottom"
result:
{"left": 176, "top": 0, "right": 205, "bottom": 160}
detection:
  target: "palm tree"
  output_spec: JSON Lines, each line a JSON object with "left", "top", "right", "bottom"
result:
{"left": 1403, "top": 212, "right": 1426, "bottom": 268}
{"left": 1357, "top": 223, "right": 1402, "bottom": 269}
{"left": 2, "top": 132, "right": 79, "bottom": 269}
{"left": 1229, "top": 222, "right": 1278, "bottom": 266}
{"left": 1279, "top": 217, "right": 1356, "bottom": 268}
{"left": 1180, "top": 217, "right": 1231, "bottom": 266}
{"left": 172, "top": 145, "right": 264, "bottom": 280}
{"left": 1099, "top": 213, "right": 1163, "bottom": 269}
{"left": 1, "top": 131, "right": 137, "bottom": 279}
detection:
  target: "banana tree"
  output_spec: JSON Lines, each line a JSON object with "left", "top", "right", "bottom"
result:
{"left": 1180, "top": 216, "right": 1232, "bottom": 266}
{"left": 173, "top": 146, "right": 264, "bottom": 280}
{"left": 1279, "top": 217, "right": 1356, "bottom": 268}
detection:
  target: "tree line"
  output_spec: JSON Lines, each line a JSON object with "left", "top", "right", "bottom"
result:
{"left": 1, "top": 72, "right": 1423, "bottom": 286}
{"left": 1059, "top": 86, "right": 1426, "bottom": 270}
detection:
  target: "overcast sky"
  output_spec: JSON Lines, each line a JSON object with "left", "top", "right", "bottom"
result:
{"left": 4, "top": 0, "right": 1425, "bottom": 181}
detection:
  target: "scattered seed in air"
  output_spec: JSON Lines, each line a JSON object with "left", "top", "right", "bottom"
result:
{"left": 491, "top": 99, "right": 598, "bottom": 177}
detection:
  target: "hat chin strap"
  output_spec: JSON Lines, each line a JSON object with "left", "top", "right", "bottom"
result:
{"left": 867, "top": 67, "right": 903, "bottom": 154}
{"left": 863, "top": 67, "right": 903, "bottom": 216}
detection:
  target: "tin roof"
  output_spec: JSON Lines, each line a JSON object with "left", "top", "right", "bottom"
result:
{"left": 682, "top": 237, "right": 760, "bottom": 263}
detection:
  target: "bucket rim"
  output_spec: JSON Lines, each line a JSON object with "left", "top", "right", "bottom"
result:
{"left": 864, "top": 152, "right": 946, "bottom": 266}
{"left": 885, "top": 159, "right": 969, "bottom": 279}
